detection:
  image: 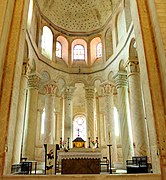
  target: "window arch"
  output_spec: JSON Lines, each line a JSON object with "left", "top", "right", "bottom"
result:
{"left": 96, "top": 42, "right": 102, "bottom": 58}
{"left": 73, "top": 115, "right": 86, "bottom": 141}
{"left": 56, "top": 41, "right": 62, "bottom": 58}
{"left": 56, "top": 36, "right": 68, "bottom": 63}
{"left": 41, "top": 26, "right": 53, "bottom": 60}
{"left": 73, "top": 44, "right": 85, "bottom": 60}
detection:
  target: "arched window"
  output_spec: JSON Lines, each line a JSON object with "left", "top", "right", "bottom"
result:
{"left": 96, "top": 42, "right": 102, "bottom": 58}
{"left": 56, "top": 41, "right": 62, "bottom": 58}
{"left": 41, "top": 26, "right": 53, "bottom": 60}
{"left": 41, "top": 108, "right": 45, "bottom": 134}
{"left": 73, "top": 115, "right": 86, "bottom": 141}
{"left": 27, "top": 0, "right": 33, "bottom": 28}
{"left": 73, "top": 44, "right": 85, "bottom": 60}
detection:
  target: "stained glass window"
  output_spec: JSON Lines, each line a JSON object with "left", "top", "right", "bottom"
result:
{"left": 73, "top": 44, "right": 85, "bottom": 60}
{"left": 73, "top": 115, "right": 86, "bottom": 141}
{"left": 96, "top": 42, "right": 102, "bottom": 58}
{"left": 41, "top": 26, "right": 53, "bottom": 60}
{"left": 56, "top": 41, "right": 62, "bottom": 58}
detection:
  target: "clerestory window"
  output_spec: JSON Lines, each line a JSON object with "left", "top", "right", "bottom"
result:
{"left": 41, "top": 26, "right": 53, "bottom": 60}
{"left": 56, "top": 41, "right": 62, "bottom": 58}
{"left": 73, "top": 44, "right": 85, "bottom": 60}
{"left": 96, "top": 42, "right": 102, "bottom": 58}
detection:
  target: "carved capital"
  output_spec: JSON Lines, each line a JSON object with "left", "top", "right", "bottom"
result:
{"left": 64, "top": 86, "right": 76, "bottom": 100}
{"left": 101, "top": 81, "right": 115, "bottom": 95}
{"left": 126, "top": 59, "right": 140, "bottom": 75}
{"left": 28, "top": 73, "right": 41, "bottom": 88}
{"left": 22, "top": 62, "right": 31, "bottom": 76}
{"left": 113, "top": 71, "right": 128, "bottom": 89}
{"left": 44, "top": 82, "right": 57, "bottom": 95}
{"left": 85, "top": 86, "right": 95, "bottom": 99}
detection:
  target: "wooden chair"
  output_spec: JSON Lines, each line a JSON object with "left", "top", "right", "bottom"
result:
{"left": 100, "top": 157, "right": 109, "bottom": 172}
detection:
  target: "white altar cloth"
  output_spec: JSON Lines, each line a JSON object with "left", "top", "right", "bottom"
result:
{"left": 58, "top": 148, "right": 102, "bottom": 160}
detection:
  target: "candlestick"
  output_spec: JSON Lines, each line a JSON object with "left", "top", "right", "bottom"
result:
{"left": 67, "top": 137, "right": 70, "bottom": 150}
{"left": 96, "top": 137, "right": 99, "bottom": 148}
{"left": 88, "top": 137, "right": 91, "bottom": 148}
{"left": 107, "top": 144, "right": 112, "bottom": 174}
{"left": 60, "top": 137, "right": 62, "bottom": 148}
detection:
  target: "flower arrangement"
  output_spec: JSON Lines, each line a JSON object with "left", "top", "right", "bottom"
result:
{"left": 88, "top": 137, "right": 99, "bottom": 148}
{"left": 91, "top": 140, "right": 96, "bottom": 147}
{"left": 60, "top": 138, "right": 66, "bottom": 149}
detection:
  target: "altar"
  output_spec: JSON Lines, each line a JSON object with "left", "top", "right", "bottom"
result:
{"left": 58, "top": 148, "right": 102, "bottom": 174}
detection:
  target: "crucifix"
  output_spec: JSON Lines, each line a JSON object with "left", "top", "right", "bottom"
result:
{"left": 77, "top": 128, "right": 80, "bottom": 137}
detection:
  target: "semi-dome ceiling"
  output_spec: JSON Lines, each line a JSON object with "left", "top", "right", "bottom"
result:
{"left": 36, "top": 0, "right": 120, "bottom": 33}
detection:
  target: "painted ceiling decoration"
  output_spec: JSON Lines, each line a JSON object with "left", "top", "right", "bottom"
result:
{"left": 36, "top": 0, "right": 120, "bottom": 33}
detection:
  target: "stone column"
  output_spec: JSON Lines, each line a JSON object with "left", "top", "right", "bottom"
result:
{"left": 22, "top": 73, "right": 40, "bottom": 160}
{"left": 113, "top": 71, "right": 133, "bottom": 166}
{"left": 36, "top": 108, "right": 43, "bottom": 144}
{"left": 126, "top": 59, "right": 148, "bottom": 156}
{"left": 63, "top": 86, "right": 75, "bottom": 146}
{"left": 95, "top": 96, "right": 100, "bottom": 143}
{"left": 98, "top": 95, "right": 106, "bottom": 148}
{"left": 54, "top": 96, "right": 61, "bottom": 142}
{"left": 44, "top": 82, "right": 57, "bottom": 144}
{"left": 85, "top": 86, "right": 95, "bottom": 140}
{"left": 12, "top": 63, "right": 28, "bottom": 164}
{"left": 100, "top": 113, "right": 106, "bottom": 147}
{"left": 103, "top": 82, "right": 118, "bottom": 162}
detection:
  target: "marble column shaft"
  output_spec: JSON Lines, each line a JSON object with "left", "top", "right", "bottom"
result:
{"left": 54, "top": 96, "right": 62, "bottom": 142}
{"left": 127, "top": 60, "right": 148, "bottom": 156}
{"left": 22, "top": 73, "right": 40, "bottom": 160}
{"left": 85, "top": 86, "right": 95, "bottom": 140}
{"left": 95, "top": 96, "right": 100, "bottom": 144}
{"left": 12, "top": 73, "right": 28, "bottom": 164}
{"left": 103, "top": 83, "right": 118, "bottom": 162}
{"left": 44, "top": 83, "right": 57, "bottom": 144}
{"left": 99, "top": 113, "right": 106, "bottom": 147}
{"left": 98, "top": 96, "right": 107, "bottom": 148}
{"left": 36, "top": 108, "right": 43, "bottom": 144}
{"left": 63, "top": 87, "right": 75, "bottom": 146}
{"left": 114, "top": 72, "right": 133, "bottom": 165}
